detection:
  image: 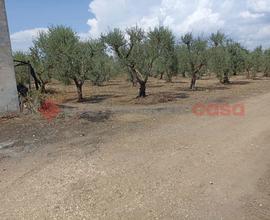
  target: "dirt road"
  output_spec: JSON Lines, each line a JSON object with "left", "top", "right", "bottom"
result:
{"left": 1, "top": 92, "right": 270, "bottom": 219}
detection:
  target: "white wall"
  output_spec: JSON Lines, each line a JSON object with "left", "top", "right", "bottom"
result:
{"left": 0, "top": 0, "right": 19, "bottom": 114}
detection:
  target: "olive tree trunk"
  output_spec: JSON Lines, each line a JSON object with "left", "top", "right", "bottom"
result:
{"left": 222, "top": 72, "right": 230, "bottom": 84}
{"left": 190, "top": 74, "right": 197, "bottom": 90}
{"left": 130, "top": 67, "right": 148, "bottom": 98}
{"left": 74, "top": 79, "right": 84, "bottom": 102}
{"left": 138, "top": 81, "right": 146, "bottom": 97}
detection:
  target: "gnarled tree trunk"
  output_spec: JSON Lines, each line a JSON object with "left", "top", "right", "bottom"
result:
{"left": 39, "top": 79, "right": 48, "bottom": 93}
{"left": 263, "top": 68, "right": 270, "bottom": 77}
{"left": 166, "top": 72, "right": 173, "bottom": 83}
{"left": 160, "top": 72, "right": 164, "bottom": 80}
{"left": 222, "top": 77, "right": 230, "bottom": 84}
{"left": 182, "top": 71, "right": 186, "bottom": 78}
{"left": 129, "top": 67, "right": 148, "bottom": 98}
{"left": 246, "top": 69, "right": 251, "bottom": 79}
{"left": 138, "top": 81, "right": 146, "bottom": 97}
{"left": 74, "top": 79, "right": 84, "bottom": 102}
{"left": 190, "top": 74, "right": 197, "bottom": 90}
{"left": 189, "top": 63, "right": 204, "bottom": 90}
{"left": 222, "top": 71, "right": 230, "bottom": 84}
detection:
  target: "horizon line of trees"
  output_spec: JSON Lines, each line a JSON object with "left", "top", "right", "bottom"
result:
{"left": 13, "top": 25, "right": 270, "bottom": 102}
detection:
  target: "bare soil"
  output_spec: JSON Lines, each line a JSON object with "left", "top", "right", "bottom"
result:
{"left": 1, "top": 76, "right": 270, "bottom": 219}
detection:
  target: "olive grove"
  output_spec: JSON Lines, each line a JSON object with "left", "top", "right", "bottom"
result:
{"left": 13, "top": 25, "right": 270, "bottom": 100}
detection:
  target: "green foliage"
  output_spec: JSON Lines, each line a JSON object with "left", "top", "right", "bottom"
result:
{"left": 103, "top": 26, "right": 181, "bottom": 96}
{"left": 13, "top": 24, "right": 270, "bottom": 98}
{"left": 243, "top": 50, "right": 254, "bottom": 78}
{"left": 131, "top": 28, "right": 152, "bottom": 77}
{"left": 151, "top": 27, "right": 178, "bottom": 82}
{"left": 103, "top": 26, "right": 174, "bottom": 80}
{"left": 30, "top": 32, "right": 52, "bottom": 92}
{"left": 263, "top": 49, "right": 270, "bottom": 76}
{"left": 178, "top": 33, "right": 208, "bottom": 89}
{"left": 210, "top": 31, "right": 225, "bottom": 47}
{"left": 209, "top": 32, "right": 231, "bottom": 83}
{"left": 180, "top": 33, "right": 208, "bottom": 77}
{"left": 243, "top": 46, "right": 265, "bottom": 78}
{"left": 13, "top": 51, "right": 30, "bottom": 85}
{"left": 176, "top": 45, "right": 189, "bottom": 77}
{"left": 89, "top": 43, "right": 116, "bottom": 85}
{"left": 102, "top": 27, "right": 146, "bottom": 78}
{"left": 44, "top": 25, "right": 80, "bottom": 85}
{"left": 209, "top": 46, "right": 231, "bottom": 82}
{"left": 252, "top": 46, "right": 264, "bottom": 73}
{"left": 38, "top": 25, "right": 114, "bottom": 101}
{"left": 73, "top": 40, "right": 96, "bottom": 83}
{"left": 227, "top": 41, "right": 246, "bottom": 75}
{"left": 102, "top": 27, "right": 143, "bottom": 69}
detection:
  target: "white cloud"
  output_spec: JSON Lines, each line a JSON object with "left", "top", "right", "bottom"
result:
{"left": 85, "top": 0, "right": 270, "bottom": 49}
{"left": 240, "top": 11, "right": 264, "bottom": 19}
{"left": 10, "top": 0, "right": 270, "bottom": 51}
{"left": 10, "top": 28, "right": 48, "bottom": 51}
{"left": 85, "top": 0, "right": 225, "bottom": 36}
{"left": 248, "top": 0, "right": 270, "bottom": 13}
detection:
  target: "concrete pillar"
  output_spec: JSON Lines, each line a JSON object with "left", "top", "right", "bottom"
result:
{"left": 0, "top": 0, "right": 19, "bottom": 114}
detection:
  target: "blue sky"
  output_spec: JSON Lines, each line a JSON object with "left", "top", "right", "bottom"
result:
{"left": 6, "top": 0, "right": 270, "bottom": 51}
{"left": 6, "top": 0, "right": 93, "bottom": 33}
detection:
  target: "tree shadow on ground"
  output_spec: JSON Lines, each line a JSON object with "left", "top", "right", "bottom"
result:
{"left": 174, "top": 93, "right": 189, "bottom": 99}
{"left": 170, "top": 80, "right": 189, "bottom": 84}
{"left": 230, "top": 81, "right": 251, "bottom": 85}
{"left": 132, "top": 92, "right": 189, "bottom": 105}
{"left": 153, "top": 92, "right": 189, "bottom": 99}
{"left": 149, "top": 84, "right": 165, "bottom": 88}
{"left": 64, "top": 95, "right": 120, "bottom": 104}
{"left": 179, "top": 86, "right": 230, "bottom": 92}
{"left": 79, "top": 111, "right": 112, "bottom": 122}
{"left": 57, "top": 104, "right": 77, "bottom": 110}
{"left": 45, "top": 88, "right": 59, "bottom": 95}
{"left": 96, "top": 82, "right": 122, "bottom": 87}
{"left": 210, "top": 96, "right": 231, "bottom": 103}
{"left": 82, "top": 95, "right": 121, "bottom": 104}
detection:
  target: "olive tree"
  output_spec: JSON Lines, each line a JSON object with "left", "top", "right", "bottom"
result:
{"left": 263, "top": 49, "right": 270, "bottom": 77}
{"left": 243, "top": 50, "right": 254, "bottom": 79}
{"left": 43, "top": 26, "right": 83, "bottom": 100}
{"left": 30, "top": 32, "right": 52, "bottom": 93}
{"left": 14, "top": 50, "right": 44, "bottom": 94}
{"left": 103, "top": 26, "right": 168, "bottom": 97}
{"left": 180, "top": 33, "right": 208, "bottom": 90}
{"left": 44, "top": 26, "right": 108, "bottom": 102}
{"left": 176, "top": 44, "right": 189, "bottom": 77}
{"left": 89, "top": 44, "right": 116, "bottom": 86}
{"left": 244, "top": 46, "right": 264, "bottom": 79}
{"left": 151, "top": 27, "right": 178, "bottom": 82}
{"left": 13, "top": 51, "right": 30, "bottom": 86}
{"left": 209, "top": 31, "right": 231, "bottom": 84}
{"left": 227, "top": 41, "right": 246, "bottom": 75}
{"left": 252, "top": 46, "right": 264, "bottom": 74}
{"left": 210, "top": 31, "right": 225, "bottom": 47}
